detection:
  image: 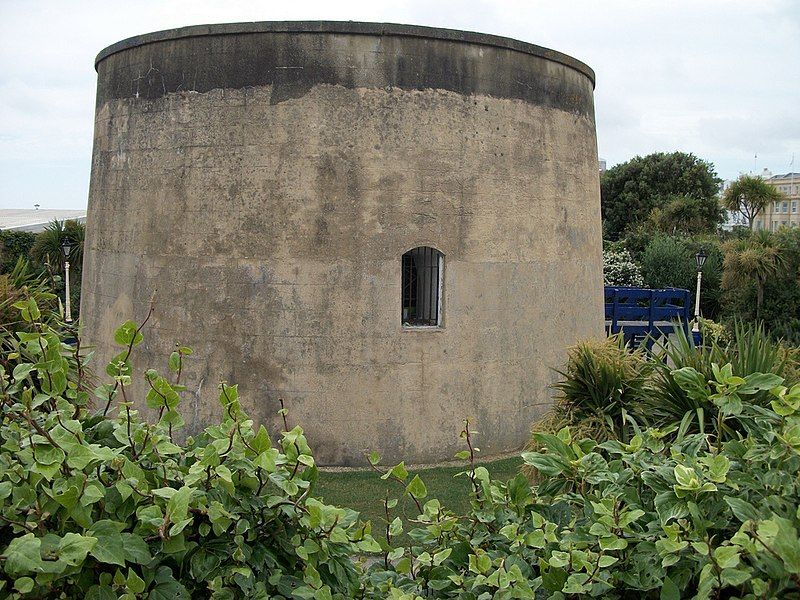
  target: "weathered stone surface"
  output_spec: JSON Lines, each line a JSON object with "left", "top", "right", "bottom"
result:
{"left": 82, "top": 22, "right": 604, "bottom": 465}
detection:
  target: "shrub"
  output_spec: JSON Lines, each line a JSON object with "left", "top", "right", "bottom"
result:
{"left": 643, "top": 321, "right": 794, "bottom": 437}
{"left": 0, "top": 231, "right": 36, "bottom": 275}
{"left": 0, "top": 258, "right": 58, "bottom": 338}
{"left": 0, "top": 300, "right": 378, "bottom": 598}
{"left": 364, "top": 368, "right": 800, "bottom": 598}
{"left": 550, "top": 335, "right": 651, "bottom": 442}
{"left": 603, "top": 248, "right": 644, "bottom": 287}
{"left": 640, "top": 235, "right": 695, "bottom": 291}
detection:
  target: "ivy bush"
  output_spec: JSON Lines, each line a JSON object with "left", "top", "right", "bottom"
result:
{"left": 362, "top": 368, "right": 800, "bottom": 598}
{"left": 2, "top": 297, "right": 799, "bottom": 598}
{"left": 0, "top": 300, "right": 379, "bottom": 599}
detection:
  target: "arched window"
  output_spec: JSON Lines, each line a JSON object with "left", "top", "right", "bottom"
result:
{"left": 401, "top": 246, "right": 443, "bottom": 327}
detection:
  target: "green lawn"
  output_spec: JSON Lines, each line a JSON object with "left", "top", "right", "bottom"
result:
{"left": 315, "top": 456, "right": 523, "bottom": 542}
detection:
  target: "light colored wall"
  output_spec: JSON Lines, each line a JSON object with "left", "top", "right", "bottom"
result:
{"left": 82, "top": 33, "right": 603, "bottom": 465}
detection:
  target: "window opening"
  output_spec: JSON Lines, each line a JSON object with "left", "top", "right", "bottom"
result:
{"left": 401, "top": 247, "right": 443, "bottom": 327}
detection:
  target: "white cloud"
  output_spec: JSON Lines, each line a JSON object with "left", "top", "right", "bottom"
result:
{"left": 0, "top": 0, "right": 798, "bottom": 207}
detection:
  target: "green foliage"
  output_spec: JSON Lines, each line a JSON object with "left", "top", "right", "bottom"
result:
{"left": 3, "top": 287, "right": 798, "bottom": 598}
{"left": 721, "top": 230, "right": 785, "bottom": 321}
{"left": 363, "top": 369, "right": 800, "bottom": 598}
{"left": 0, "top": 300, "right": 378, "bottom": 598}
{"left": 551, "top": 335, "right": 651, "bottom": 442}
{"left": 637, "top": 235, "right": 724, "bottom": 318}
{"left": 643, "top": 321, "right": 795, "bottom": 437}
{"left": 640, "top": 236, "right": 695, "bottom": 291}
{"left": 601, "top": 152, "right": 721, "bottom": 240}
{"left": 649, "top": 194, "right": 724, "bottom": 236}
{"left": 0, "top": 258, "right": 58, "bottom": 338}
{"left": 0, "top": 232, "right": 36, "bottom": 275}
{"left": 29, "top": 220, "right": 85, "bottom": 273}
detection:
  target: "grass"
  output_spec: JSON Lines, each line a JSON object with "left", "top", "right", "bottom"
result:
{"left": 315, "top": 456, "right": 523, "bottom": 542}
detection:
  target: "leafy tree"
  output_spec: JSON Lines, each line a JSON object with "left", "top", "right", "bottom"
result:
{"left": 722, "top": 174, "right": 785, "bottom": 230}
{"left": 601, "top": 152, "right": 721, "bottom": 240}
{"left": 649, "top": 194, "right": 724, "bottom": 235}
{"left": 640, "top": 235, "right": 695, "bottom": 291}
{"left": 761, "top": 227, "right": 800, "bottom": 334}
{"left": 722, "top": 231, "right": 785, "bottom": 320}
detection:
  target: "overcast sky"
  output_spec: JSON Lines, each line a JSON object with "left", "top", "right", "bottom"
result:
{"left": 0, "top": 0, "right": 798, "bottom": 210}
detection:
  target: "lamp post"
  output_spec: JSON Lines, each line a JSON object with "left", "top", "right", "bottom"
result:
{"left": 62, "top": 241, "right": 73, "bottom": 324}
{"left": 692, "top": 248, "right": 707, "bottom": 333}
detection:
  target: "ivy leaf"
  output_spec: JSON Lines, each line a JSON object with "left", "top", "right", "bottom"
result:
{"left": 14, "top": 577, "right": 34, "bottom": 593}
{"left": 167, "top": 486, "right": 193, "bottom": 525}
{"left": 724, "top": 497, "right": 760, "bottom": 522}
{"left": 149, "top": 566, "right": 190, "bottom": 600}
{"left": 87, "top": 520, "right": 125, "bottom": 566}
{"left": 3, "top": 534, "right": 43, "bottom": 576}
{"left": 672, "top": 367, "right": 709, "bottom": 402}
{"left": 126, "top": 568, "right": 146, "bottom": 594}
{"left": 114, "top": 321, "right": 142, "bottom": 347}
{"left": 168, "top": 352, "right": 181, "bottom": 374}
{"left": 660, "top": 576, "right": 680, "bottom": 600}
{"left": 121, "top": 533, "right": 152, "bottom": 565}
{"left": 58, "top": 533, "right": 97, "bottom": 566}
{"left": 406, "top": 475, "right": 428, "bottom": 499}
{"left": 739, "top": 372, "right": 784, "bottom": 395}
{"left": 251, "top": 425, "right": 272, "bottom": 453}
{"left": 381, "top": 462, "right": 408, "bottom": 482}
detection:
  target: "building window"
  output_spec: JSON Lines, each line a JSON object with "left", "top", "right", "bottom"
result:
{"left": 401, "top": 246, "right": 443, "bottom": 327}
{"left": 783, "top": 201, "right": 789, "bottom": 213}
{"left": 793, "top": 201, "right": 798, "bottom": 213}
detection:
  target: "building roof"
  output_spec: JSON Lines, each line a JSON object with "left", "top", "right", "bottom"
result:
{"left": 767, "top": 172, "right": 800, "bottom": 181}
{"left": 0, "top": 209, "right": 87, "bottom": 233}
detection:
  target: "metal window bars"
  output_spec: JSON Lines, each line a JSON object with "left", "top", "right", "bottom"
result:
{"left": 401, "top": 247, "right": 442, "bottom": 326}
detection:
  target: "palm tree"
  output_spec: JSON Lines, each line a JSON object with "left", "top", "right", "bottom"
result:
{"left": 721, "top": 230, "right": 784, "bottom": 320}
{"left": 722, "top": 175, "right": 785, "bottom": 230}
{"left": 30, "top": 219, "right": 85, "bottom": 272}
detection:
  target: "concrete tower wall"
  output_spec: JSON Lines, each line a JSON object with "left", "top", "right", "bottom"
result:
{"left": 82, "top": 22, "right": 604, "bottom": 465}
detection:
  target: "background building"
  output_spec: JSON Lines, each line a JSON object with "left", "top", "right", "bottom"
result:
{"left": 754, "top": 171, "right": 800, "bottom": 230}
{"left": 0, "top": 209, "right": 86, "bottom": 232}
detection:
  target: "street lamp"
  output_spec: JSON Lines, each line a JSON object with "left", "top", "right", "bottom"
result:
{"left": 61, "top": 241, "right": 73, "bottom": 324}
{"left": 692, "top": 248, "right": 707, "bottom": 333}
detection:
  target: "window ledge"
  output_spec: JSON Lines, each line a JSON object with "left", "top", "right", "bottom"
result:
{"left": 402, "top": 325, "right": 443, "bottom": 331}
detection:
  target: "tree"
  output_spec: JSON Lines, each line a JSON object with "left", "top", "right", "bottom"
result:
{"left": 30, "top": 219, "right": 85, "bottom": 272}
{"left": 601, "top": 152, "right": 721, "bottom": 240}
{"left": 722, "top": 230, "right": 784, "bottom": 320}
{"left": 640, "top": 235, "right": 695, "bottom": 290}
{"left": 722, "top": 174, "right": 785, "bottom": 230}
{"left": 649, "top": 194, "right": 725, "bottom": 235}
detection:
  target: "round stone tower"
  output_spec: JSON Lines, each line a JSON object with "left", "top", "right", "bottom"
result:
{"left": 82, "top": 21, "right": 604, "bottom": 465}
